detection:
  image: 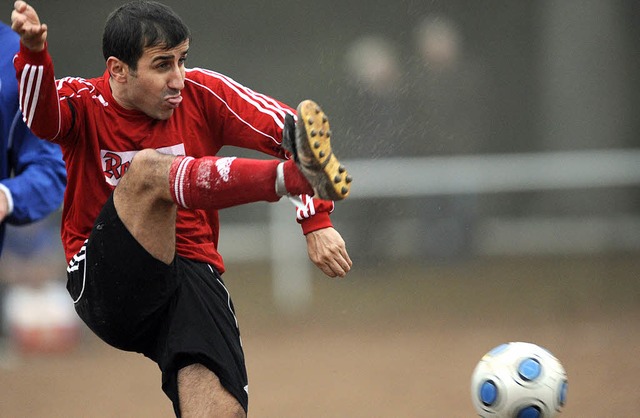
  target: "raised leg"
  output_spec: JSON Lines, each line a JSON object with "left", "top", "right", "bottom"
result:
{"left": 113, "top": 149, "right": 177, "bottom": 264}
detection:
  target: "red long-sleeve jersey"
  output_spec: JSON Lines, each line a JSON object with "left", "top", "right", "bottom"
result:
{"left": 14, "top": 44, "right": 334, "bottom": 273}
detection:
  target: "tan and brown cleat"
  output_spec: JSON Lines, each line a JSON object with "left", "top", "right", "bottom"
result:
{"left": 294, "top": 100, "right": 352, "bottom": 200}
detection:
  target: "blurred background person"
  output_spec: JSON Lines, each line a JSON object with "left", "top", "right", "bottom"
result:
{"left": 343, "top": 35, "right": 405, "bottom": 158}
{"left": 0, "top": 21, "right": 66, "bottom": 252}
{"left": 0, "top": 20, "right": 67, "bottom": 365}
{"left": 408, "top": 14, "right": 493, "bottom": 157}
{"left": 403, "top": 15, "right": 496, "bottom": 261}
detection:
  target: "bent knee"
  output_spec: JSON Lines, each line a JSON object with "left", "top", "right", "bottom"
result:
{"left": 117, "top": 149, "right": 173, "bottom": 194}
{"left": 129, "top": 148, "right": 170, "bottom": 176}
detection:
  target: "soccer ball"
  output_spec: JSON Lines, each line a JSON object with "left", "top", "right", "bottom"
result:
{"left": 470, "top": 342, "right": 568, "bottom": 418}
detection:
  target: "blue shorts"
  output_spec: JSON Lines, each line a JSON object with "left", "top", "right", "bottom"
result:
{"left": 66, "top": 193, "right": 248, "bottom": 415}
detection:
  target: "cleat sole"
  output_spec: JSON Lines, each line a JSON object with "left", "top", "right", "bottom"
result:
{"left": 295, "top": 100, "right": 351, "bottom": 200}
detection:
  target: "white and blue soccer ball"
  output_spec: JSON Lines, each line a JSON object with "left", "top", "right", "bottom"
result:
{"left": 470, "top": 342, "right": 568, "bottom": 418}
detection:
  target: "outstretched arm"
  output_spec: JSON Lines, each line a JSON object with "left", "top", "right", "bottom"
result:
{"left": 11, "top": 0, "right": 74, "bottom": 143}
{"left": 11, "top": 1, "right": 47, "bottom": 52}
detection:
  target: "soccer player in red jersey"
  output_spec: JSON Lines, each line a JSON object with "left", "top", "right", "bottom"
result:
{"left": 11, "top": 1, "right": 352, "bottom": 416}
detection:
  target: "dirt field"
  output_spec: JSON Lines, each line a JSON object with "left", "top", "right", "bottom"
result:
{"left": 1, "top": 254, "right": 639, "bottom": 417}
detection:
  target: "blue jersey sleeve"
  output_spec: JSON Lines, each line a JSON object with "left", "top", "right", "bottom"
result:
{"left": 1, "top": 110, "right": 66, "bottom": 225}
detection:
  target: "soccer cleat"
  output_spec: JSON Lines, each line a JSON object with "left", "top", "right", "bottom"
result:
{"left": 291, "top": 100, "right": 352, "bottom": 200}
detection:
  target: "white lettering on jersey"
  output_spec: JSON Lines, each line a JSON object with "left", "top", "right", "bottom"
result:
{"left": 101, "top": 144, "right": 186, "bottom": 186}
{"left": 289, "top": 194, "right": 316, "bottom": 220}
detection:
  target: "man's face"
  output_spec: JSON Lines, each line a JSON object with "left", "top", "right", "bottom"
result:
{"left": 122, "top": 39, "right": 189, "bottom": 120}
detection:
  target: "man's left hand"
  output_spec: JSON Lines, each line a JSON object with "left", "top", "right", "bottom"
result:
{"left": 305, "top": 227, "right": 352, "bottom": 278}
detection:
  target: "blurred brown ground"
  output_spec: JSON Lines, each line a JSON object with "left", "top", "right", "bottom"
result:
{"left": 1, "top": 253, "right": 639, "bottom": 417}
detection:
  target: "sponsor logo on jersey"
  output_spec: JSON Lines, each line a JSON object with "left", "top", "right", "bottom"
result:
{"left": 101, "top": 143, "right": 186, "bottom": 186}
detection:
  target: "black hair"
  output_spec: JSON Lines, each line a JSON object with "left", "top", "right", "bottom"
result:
{"left": 102, "top": 1, "right": 191, "bottom": 70}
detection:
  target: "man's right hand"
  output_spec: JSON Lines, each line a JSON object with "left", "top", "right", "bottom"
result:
{"left": 11, "top": 1, "right": 47, "bottom": 52}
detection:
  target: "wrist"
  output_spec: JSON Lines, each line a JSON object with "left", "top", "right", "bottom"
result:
{"left": 0, "top": 183, "right": 14, "bottom": 217}
{"left": 20, "top": 41, "right": 49, "bottom": 61}
{"left": 300, "top": 211, "right": 332, "bottom": 235}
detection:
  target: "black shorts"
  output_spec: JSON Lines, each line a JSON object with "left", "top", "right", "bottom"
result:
{"left": 66, "top": 193, "right": 248, "bottom": 415}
